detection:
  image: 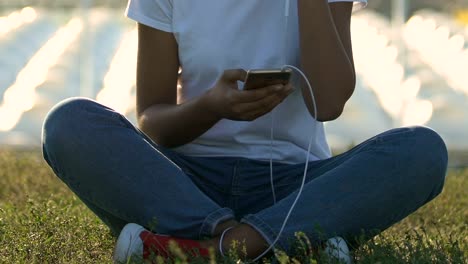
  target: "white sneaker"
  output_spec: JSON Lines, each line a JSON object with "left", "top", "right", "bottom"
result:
{"left": 113, "top": 223, "right": 145, "bottom": 263}
{"left": 324, "top": 236, "right": 352, "bottom": 264}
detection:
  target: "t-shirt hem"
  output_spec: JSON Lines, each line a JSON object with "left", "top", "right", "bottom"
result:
{"left": 173, "top": 152, "right": 323, "bottom": 164}
{"left": 125, "top": 9, "right": 173, "bottom": 33}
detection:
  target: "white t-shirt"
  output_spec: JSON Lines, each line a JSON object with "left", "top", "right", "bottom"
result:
{"left": 126, "top": 0, "right": 367, "bottom": 164}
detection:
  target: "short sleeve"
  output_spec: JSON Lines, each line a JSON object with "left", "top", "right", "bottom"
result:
{"left": 328, "top": 0, "right": 368, "bottom": 12}
{"left": 125, "top": 0, "right": 173, "bottom": 32}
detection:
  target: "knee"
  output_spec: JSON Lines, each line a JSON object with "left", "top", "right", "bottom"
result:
{"left": 411, "top": 126, "right": 448, "bottom": 171}
{"left": 42, "top": 97, "right": 100, "bottom": 156}
{"left": 406, "top": 126, "right": 448, "bottom": 195}
{"left": 43, "top": 97, "right": 93, "bottom": 138}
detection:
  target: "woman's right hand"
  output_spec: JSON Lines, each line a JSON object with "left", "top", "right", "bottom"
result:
{"left": 202, "top": 69, "right": 294, "bottom": 121}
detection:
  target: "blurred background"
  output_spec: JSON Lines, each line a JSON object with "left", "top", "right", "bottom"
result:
{"left": 0, "top": 0, "right": 467, "bottom": 167}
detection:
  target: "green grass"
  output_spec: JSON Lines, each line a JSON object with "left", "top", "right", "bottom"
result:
{"left": 0, "top": 149, "right": 466, "bottom": 263}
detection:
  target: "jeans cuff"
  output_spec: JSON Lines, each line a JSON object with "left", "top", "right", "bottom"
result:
{"left": 199, "top": 207, "right": 235, "bottom": 238}
{"left": 241, "top": 214, "right": 288, "bottom": 252}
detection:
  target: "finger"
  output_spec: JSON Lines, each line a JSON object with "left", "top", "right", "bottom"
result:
{"left": 234, "top": 85, "right": 294, "bottom": 120}
{"left": 285, "top": 83, "right": 294, "bottom": 91}
{"left": 239, "top": 101, "right": 280, "bottom": 121}
{"left": 221, "top": 69, "right": 247, "bottom": 83}
{"left": 237, "top": 84, "right": 292, "bottom": 103}
{"left": 235, "top": 91, "right": 288, "bottom": 115}
{"left": 238, "top": 85, "right": 282, "bottom": 103}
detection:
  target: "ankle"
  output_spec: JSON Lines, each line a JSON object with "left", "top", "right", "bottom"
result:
{"left": 213, "top": 219, "right": 240, "bottom": 236}
{"left": 219, "top": 224, "right": 269, "bottom": 260}
{"left": 218, "top": 226, "right": 235, "bottom": 257}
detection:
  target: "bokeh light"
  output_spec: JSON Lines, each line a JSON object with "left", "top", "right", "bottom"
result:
{"left": 96, "top": 28, "right": 137, "bottom": 115}
{"left": 0, "top": 2, "right": 466, "bottom": 152}
{"left": 352, "top": 13, "right": 433, "bottom": 126}
{"left": 404, "top": 14, "right": 468, "bottom": 96}
{"left": 0, "top": 7, "right": 37, "bottom": 36}
{"left": 0, "top": 18, "right": 83, "bottom": 131}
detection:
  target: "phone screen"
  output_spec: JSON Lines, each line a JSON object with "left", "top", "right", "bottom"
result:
{"left": 243, "top": 69, "right": 292, "bottom": 90}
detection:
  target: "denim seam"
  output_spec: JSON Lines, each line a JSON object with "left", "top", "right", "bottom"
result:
{"left": 199, "top": 207, "right": 235, "bottom": 239}
{"left": 231, "top": 160, "right": 240, "bottom": 196}
{"left": 366, "top": 127, "right": 418, "bottom": 149}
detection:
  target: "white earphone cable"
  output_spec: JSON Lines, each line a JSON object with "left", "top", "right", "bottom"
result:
{"left": 268, "top": 0, "right": 292, "bottom": 206}
{"left": 269, "top": 111, "right": 277, "bottom": 204}
{"left": 253, "top": 64, "right": 317, "bottom": 262}
{"left": 252, "top": 1, "right": 319, "bottom": 260}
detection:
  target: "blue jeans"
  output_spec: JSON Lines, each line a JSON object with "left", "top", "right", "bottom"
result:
{"left": 42, "top": 98, "right": 448, "bottom": 252}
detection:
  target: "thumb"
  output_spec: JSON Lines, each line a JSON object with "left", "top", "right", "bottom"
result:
{"left": 221, "top": 69, "right": 247, "bottom": 83}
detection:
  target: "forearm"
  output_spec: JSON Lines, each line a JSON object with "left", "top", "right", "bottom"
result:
{"left": 298, "top": 0, "right": 355, "bottom": 121}
{"left": 138, "top": 95, "right": 220, "bottom": 148}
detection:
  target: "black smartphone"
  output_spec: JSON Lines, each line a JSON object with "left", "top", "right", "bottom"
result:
{"left": 243, "top": 68, "right": 292, "bottom": 90}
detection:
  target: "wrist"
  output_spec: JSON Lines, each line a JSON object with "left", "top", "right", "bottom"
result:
{"left": 197, "top": 90, "right": 223, "bottom": 123}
